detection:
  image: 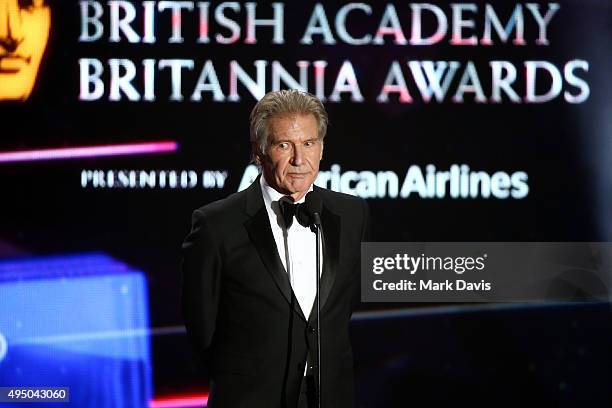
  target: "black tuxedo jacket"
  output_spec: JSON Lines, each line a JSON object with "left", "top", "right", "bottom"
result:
{"left": 181, "top": 176, "right": 369, "bottom": 408}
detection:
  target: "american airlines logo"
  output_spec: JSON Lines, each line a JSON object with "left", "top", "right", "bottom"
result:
{"left": 239, "top": 164, "right": 529, "bottom": 199}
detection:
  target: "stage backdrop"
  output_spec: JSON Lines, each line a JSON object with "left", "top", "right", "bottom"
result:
{"left": 1, "top": 0, "right": 611, "bottom": 407}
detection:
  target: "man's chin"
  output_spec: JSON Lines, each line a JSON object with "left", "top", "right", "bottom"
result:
{"left": 291, "top": 190, "right": 314, "bottom": 202}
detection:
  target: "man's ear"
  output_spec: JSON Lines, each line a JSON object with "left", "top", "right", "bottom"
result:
{"left": 319, "top": 141, "right": 324, "bottom": 160}
{"left": 255, "top": 150, "right": 268, "bottom": 165}
{"left": 252, "top": 142, "right": 264, "bottom": 165}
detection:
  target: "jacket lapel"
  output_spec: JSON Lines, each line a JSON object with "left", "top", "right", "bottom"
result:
{"left": 307, "top": 197, "right": 341, "bottom": 323}
{"left": 244, "top": 176, "right": 307, "bottom": 322}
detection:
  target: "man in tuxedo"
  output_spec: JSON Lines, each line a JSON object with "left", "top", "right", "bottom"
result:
{"left": 181, "top": 90, "right": 369, "bottom": 408}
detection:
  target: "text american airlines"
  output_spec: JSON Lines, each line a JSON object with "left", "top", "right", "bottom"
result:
{"left": 239, "top": 164, "right": 528, "bottom": 199}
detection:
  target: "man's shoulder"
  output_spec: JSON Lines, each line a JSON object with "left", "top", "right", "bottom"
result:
{"left": 315, "top": 185, "right": 367, "bottom": 214}
{"left": 192, "top": 188, "right": 248, "bottom": 222}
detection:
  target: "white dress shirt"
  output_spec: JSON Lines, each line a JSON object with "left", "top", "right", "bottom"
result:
{"left": 260, "top": 175, "right": 324, "bottom": 377}
{"left": 260, "top": 175, "right": 323, "bottom": 320}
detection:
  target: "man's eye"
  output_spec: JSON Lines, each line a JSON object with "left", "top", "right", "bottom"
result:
{"left": 18, "top": 0, "right": 37, "bottom": 8}
{"left": 18, "top": 0, "right": 46, "bottom": 8}
{"left": 278, "top": 142, "right": 289, "bottom": 150}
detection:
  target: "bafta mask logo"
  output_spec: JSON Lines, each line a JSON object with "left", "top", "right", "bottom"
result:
{"left": 0, "top": 0, "right": 50, "bottom": 101}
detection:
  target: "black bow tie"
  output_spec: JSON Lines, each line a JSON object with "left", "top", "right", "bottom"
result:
{"left": 279, "top": 199, "right": 310, "bottom": 229}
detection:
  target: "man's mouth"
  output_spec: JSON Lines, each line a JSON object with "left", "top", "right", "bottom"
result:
{"left": 0, "top": 54, "right": 31, "bottom": 73}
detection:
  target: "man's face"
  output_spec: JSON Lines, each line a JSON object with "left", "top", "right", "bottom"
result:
{"left": 0, "top": 0, "right": 51, "bottom": 100}
{"left": 259, "top": 113, "right": 323, "bottom": 201}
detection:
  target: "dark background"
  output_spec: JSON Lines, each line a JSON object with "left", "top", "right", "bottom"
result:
{"left": 1, "top": 0, "right": 611, "bottom": 406}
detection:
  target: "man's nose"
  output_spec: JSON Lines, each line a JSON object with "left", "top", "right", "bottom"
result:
{"left": 290, "top": 145, "right": 304, "bottom": 166}
{"left": 0, "top": 0, "right": 25, "bottom": 48}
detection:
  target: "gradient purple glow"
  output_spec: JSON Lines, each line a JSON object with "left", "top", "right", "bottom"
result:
{"left": 149, "top": 393, "right": 209, "bottom": 408}
{"left": 0, "top": 141, "right": 178, "bottom": 163}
